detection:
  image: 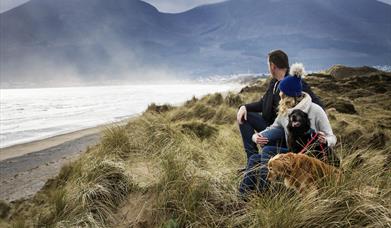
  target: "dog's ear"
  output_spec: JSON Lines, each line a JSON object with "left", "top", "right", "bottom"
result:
{"left": 288, "top": 111, "right": 293, "bottom": 119}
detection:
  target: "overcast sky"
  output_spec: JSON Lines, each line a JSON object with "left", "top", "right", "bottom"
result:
{"left": 1, "top": 0, "right": 390, "bottom": 13}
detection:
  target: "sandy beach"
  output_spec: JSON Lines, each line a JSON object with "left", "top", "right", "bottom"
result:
{"left": 0, "top": 118, "right": 132, "bottom": 202}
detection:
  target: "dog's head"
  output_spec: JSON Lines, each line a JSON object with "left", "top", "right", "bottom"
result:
{"left": 287, "top": 109, "right": 311, "bottom": 133}
{"left": 267, "top": 153, "right": 295, "bottom": 181}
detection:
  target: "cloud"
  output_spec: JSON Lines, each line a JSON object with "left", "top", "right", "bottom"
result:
{"left": 143, "top": 0, "right": 226, "bottom": 13}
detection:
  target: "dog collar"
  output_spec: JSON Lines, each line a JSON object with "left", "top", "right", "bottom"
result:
{"left": 305, "top": 129, "right": 315, "bottom": 135}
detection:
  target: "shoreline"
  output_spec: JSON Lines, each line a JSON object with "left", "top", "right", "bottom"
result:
{"left": 0, "top": 86, "right": 242, "bottom": 202}
{"left": 0, "top": 117, "right": 134, "bottom": 162}
{"left": 0, "top": 84, "right": 243, "bottom": 161}
{"left": 0, "top": 117, "right": 135, "bottom": 202}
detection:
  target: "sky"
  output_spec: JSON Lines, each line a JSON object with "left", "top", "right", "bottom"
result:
{"left": 0, "top": 0, "right": 390, "bottom": 13}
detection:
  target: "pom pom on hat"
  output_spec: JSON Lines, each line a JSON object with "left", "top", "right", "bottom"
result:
{"left": 290, "top": 63, "right": 306, "bottom": 77}
{"left": 279, "top": 63, "right": 306, "bottom": 97}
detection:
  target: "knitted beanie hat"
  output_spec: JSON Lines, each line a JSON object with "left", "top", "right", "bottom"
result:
{"left": 279, "top": 63, "right": 306, "bottom": 97}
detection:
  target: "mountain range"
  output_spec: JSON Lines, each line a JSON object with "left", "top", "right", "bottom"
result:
{"left": 0, "top": 0, "right": 390, "bottom": 87}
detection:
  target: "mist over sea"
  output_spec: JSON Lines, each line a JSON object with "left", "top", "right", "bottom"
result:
{"left": 0, "top": 83, "right": 238, "bottom": 148}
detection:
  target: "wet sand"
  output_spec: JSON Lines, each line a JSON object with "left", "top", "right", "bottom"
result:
{"left": 0, "top": 119, "right": 132, "bottom": 202}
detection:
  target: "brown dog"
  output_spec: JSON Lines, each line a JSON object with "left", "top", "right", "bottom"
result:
{"left": 267, "top": 153, "right": 341, "bottom": 195}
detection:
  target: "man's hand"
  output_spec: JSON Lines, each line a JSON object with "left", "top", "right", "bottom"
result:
{"left": 318, "top": 131, "right": 327, "bottom": 145}
{"left": 237, "top": 106, "right": 247, "bottom": 124}
{"left": 252, "top": 133, "right": 269, "bottom": 146}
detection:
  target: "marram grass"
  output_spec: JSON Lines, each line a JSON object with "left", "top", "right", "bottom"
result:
{"left": 3, "top": 73, "right": 391, "bottom": 227}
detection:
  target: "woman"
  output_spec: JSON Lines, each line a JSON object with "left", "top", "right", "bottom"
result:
{"left": 239, "top": 63, "right": 336, "bottom": 195}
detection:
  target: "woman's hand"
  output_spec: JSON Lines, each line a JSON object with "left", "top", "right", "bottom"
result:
{"left": 318, "top": 131, "right": 327, "bottom": 145}
{"left": 237, "top": 106, "right": 247, "bottom": 124}
{"left": 252, "top": 133, "right": 269, "bottom": 146}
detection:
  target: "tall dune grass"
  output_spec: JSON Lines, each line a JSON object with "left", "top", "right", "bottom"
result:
{"left": 3, "top": 83, "right": 391, "bottom": 227}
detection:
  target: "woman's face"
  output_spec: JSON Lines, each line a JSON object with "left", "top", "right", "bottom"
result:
{"left": 279, "top": 91, "right": 284, "bottom": 98}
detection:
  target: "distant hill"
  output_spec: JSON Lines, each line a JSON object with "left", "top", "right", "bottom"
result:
{"left": 1, "top": 0, "right": 390, "bottom": 87}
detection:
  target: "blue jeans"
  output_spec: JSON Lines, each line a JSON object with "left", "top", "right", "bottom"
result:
{"left": 239, "top": 146, "right": 289, "bottom": 195}
{"left": 239, "top": 112, "right": 286, "bottom": 161}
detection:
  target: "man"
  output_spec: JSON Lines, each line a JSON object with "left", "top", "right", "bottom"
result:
{"left": 237, "top": 50, "right": 323, "bottom": 166}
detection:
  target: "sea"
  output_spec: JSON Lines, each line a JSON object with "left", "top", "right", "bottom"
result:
{"left": 0, "top": 83, "right": 239, "bottom": 148}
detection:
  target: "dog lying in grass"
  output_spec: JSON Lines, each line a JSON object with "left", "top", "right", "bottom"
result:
{"left": 267, "top": 153, "right": 341, "bottom": 195}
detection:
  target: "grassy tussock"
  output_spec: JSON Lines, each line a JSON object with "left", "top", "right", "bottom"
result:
{"left": 100, "top": 126, "right": 133, "bottom": 158}
{"left": 155, "top": 145, "right": 241, "bottom": 227}
{"left": 170, "top": 103, "right": 216, "bottom": 122}
{"left": 57, "top": 160, "right": 83, "bottom": 183}
{"left": 232, "top": 188, "right": 302, "bottom": 227}
{"left": 224, "top": 92, "right": 243, "bottom": 107}
{"left": 179, "top": 121, "right": 218, "bottom": 140}
{"left": 29, "top": 158, "right": 133, "bottom": 227}
{"left": 0, "top": 201, "right": 11, "bottom": 219}
{"left": 156, "top": 151, "right": 210, "bottom": 224}
{"left": 146, "top": 103, "right": 174, "bottom": 114}
{"left": 169, "top": 92, "right": 238, "bottom": 126}
{"left": 184, "top": 96, "right": 199, "bottom": 107}
{"left": 136, "top": 114, "right": 185, "bottom": 156}
{"left": 202, "top": 93, "right": 224, "bottom": 106}
{"left": 215, "top": 105, "right": 237, "bottom": 125}
{"left": 66, "top": 159, "right": 132, "bottom": 225}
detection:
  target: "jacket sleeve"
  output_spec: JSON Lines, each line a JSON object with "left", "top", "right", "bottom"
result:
{"left": 244, "top": 97, "right": 263, "bottom": 113}
{"left": 315, "top": 108, "right": 337, "bottom": 147}
{"left": 302, "top": 80, "right": 324, "bottom": 109}
{"left": 243, "top": 79, "right": 275, "bottom": 112}
{"left": 251, "top": 117, "right": 283, "bottom": 143}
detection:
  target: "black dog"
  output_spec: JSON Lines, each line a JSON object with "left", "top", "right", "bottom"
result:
{"left": 287, "top": 109, "right": 340, "bottom": 167}
{"left": 287, "top": 109, "right": 326, "bottom": 157}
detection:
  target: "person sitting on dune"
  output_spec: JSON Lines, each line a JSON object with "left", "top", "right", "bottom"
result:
{"left": 239, "top": 63, "right": 336, "bottom": 196}
{"left": 237, "top": 50, "right": 323, "bottom": 170}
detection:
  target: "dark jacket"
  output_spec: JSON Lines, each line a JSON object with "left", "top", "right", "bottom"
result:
{"left": 244, "top": 77, "right": 323, "bottom": 125}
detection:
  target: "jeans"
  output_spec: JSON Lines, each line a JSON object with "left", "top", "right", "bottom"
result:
{"left": 239, "top": 112, "right": 286, "bottom": 161}
{"left": 239, "top": 146, "right": 289, "bottom": 195}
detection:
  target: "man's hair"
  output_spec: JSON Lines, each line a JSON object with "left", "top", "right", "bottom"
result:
{"left": 268, "top": 50, "right": 290, "bottom": 75}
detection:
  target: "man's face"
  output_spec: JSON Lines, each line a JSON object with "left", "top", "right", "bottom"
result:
{"left": 268, "top": 59, "right": 276, "bottom": 78}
